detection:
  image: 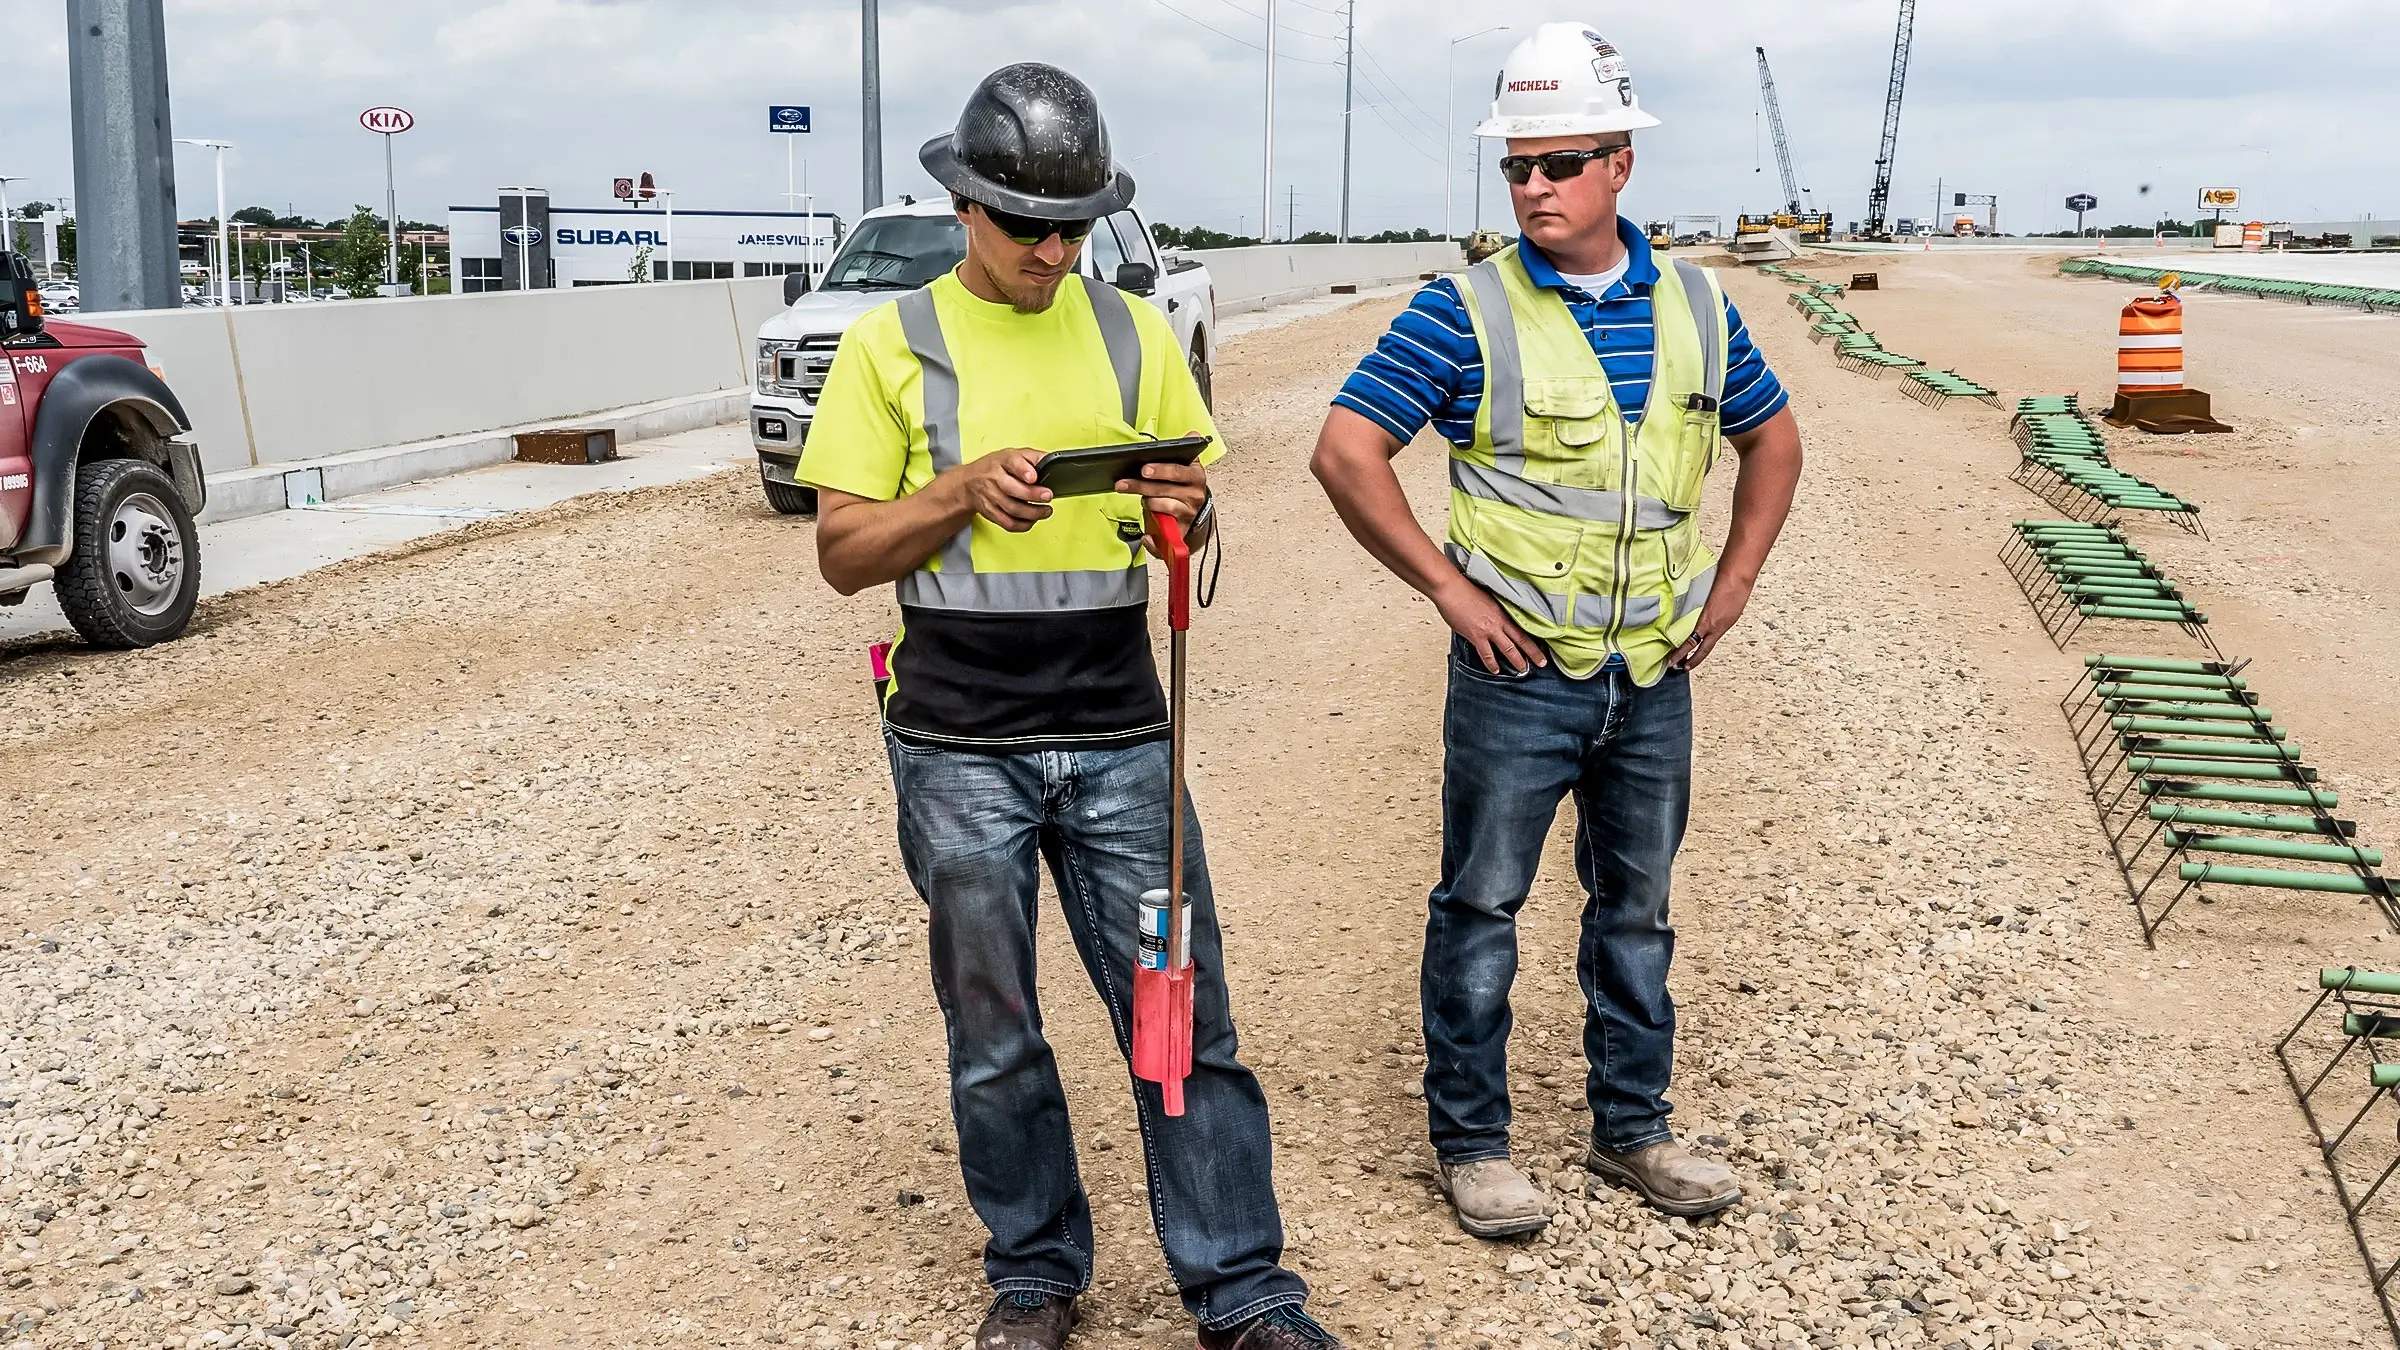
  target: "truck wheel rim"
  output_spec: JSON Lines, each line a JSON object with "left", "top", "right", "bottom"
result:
{"left": 108, "top": 491, "right": 185, "bottom": 617}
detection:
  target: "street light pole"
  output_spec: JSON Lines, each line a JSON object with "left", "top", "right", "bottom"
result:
{"left": 861, "top": 0, "right": 884, "bottom": 213}
{"left": 1338, "top": 0, "right": 1354, "bottom": 243}
{"left": 175, "top": 138, "right": 231, "bottom": 306}
{"left": 1445, "top": 28, "right": 1507, "bottom": 243}
{"left": 0, "top": 177, "right": 25, "bottom": 258}
{"left": 1260, "top": 0, "right": 1277, "bottom": 243}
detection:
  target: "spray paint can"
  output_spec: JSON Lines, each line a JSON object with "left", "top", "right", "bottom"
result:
{"left": 1138, "top": 888, "right": 1190, "bottom": 972}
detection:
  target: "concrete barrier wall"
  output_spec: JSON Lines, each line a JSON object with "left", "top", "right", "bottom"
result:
{"left": 81, "top": 244, "right": 1461, "bottom": 480}
{"left": 1188, "top": 241, "right": 1462, "bottom": 315}
{"left": 92, "top": 277, "right": 783, "bottom": 475}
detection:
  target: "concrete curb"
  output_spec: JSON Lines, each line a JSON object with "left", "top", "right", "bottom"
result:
{"left": 200, "top": 389, "right": 749, "bottom": 523}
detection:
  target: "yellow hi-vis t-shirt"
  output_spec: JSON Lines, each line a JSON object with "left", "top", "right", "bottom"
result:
{"left": 798, "top": 269, "right": 1222, "bottom": 750}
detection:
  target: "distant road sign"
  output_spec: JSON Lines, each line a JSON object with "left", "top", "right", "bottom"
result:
{"left": 2065, "top": 193, "right": 2098, "bottom": 212}
{"left": 613, "top": 177, "right": 635, "bottom": 200}
{"left": 360, "top": 106, "right": 414, "bottom": 135}
{"left": 768, "top": 105, "right": 812, "bottom": 134}
{"left": 2198, "top": 186, "right": 2241, "bottom": 209}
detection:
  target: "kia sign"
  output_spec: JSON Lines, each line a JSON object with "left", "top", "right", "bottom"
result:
{"left": 768, "top": 105, "right": 812, "bottom": 133}
{"left": 2065, "top": 193, "right": 2098, "bottom": 213}
{"left": 360, "top": 106, "right": 415, "bottom": 135}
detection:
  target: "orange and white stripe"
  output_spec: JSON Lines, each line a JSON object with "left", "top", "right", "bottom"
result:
{"left": 2118, "top": 293, "right": 2184, "bottom": 394}
{"left": 2241, "top": 221, "right": 2264, "bottom": 253}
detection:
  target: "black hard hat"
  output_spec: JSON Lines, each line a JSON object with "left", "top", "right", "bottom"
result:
{"left": 919, "top": 63, "right": 1135, "bottom": 219}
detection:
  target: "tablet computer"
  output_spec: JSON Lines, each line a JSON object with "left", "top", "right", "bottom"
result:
{"left": 1032, "top": 435, "right": 1211, "bottom": 499}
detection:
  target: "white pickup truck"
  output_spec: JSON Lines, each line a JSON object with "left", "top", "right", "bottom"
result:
{"left": 750, "top": 198, "right": 1217, "bottom": 514}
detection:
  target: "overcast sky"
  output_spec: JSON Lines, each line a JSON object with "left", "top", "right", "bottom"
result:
{"left": 0, "top": 0, "right": 2386, "bottom": 238}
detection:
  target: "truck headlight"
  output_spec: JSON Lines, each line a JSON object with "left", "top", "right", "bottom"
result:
{"left": 757, "top": 338, "right": 803, "bottom": 394}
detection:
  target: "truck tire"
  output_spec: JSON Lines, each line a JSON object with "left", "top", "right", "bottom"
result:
{"left": 1189, "top": 337, "right": 1213, "bottom": 412}
{"left": 763, "top": 481, "right": 818, "bottom": 516}
{"left": 55, "top": 458, "right": 201, "bottom": 649}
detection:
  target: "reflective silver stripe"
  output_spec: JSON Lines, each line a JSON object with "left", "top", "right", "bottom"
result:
{"left": 896, "top": 288, "right": 976, "bottom": 580}
{"left": 1450, "top": 543, "right": 1715, "bottom": 634}
{"left": 1673, "top": 259, "right": 1726, "bottom": 404}
{"left": 1463, "top": 260, "right": 1525, "bottom": 474}
{"left": 896, "top": 565, "right": 1147, "bottom": 613}
{"left": 1444, "top": 542, "right": 1569, "bottom": 625}
{"left": 1449, "top": 458, "right": 1684, "bottom": 530}
{"left": 1084, "top": 279, "right": 1143, "bottom": 427}
{"left": 895, "top": 281, "right": 1153, "bottom": 614}
{"left": 1567, "top": 565, "right": 1713, "bottom": 629}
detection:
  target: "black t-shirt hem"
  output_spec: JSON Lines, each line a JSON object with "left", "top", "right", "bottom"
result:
{"left": 883, "top": 719, "right": 1171, "bottom": 756}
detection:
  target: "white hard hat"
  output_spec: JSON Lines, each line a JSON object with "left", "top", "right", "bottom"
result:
{"left": 1476, "top": 23, "right": 1662, "bottom": 138}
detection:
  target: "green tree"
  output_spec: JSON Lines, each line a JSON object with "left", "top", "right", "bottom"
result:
{"left": 332, "top": 205, "right": 387, "bottom": 297}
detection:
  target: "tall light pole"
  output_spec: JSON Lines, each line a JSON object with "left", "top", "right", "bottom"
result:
{"left": 0, "top": 177, "right": 26, "bottom": 257}
{"left": 1338, "top": 1, "right": 1354, "bottom": 242}
{"left": 861, "top": 0, "right": 884, "bottom": 213}
{"left": 1260, "top": 0, "right": 1277, "bottom": 243}
{"left": 174, "top": 138, "right": 231, "bottom": 306}
{"left": 1444, "top": 27, "right": 1508, "bottom": 242}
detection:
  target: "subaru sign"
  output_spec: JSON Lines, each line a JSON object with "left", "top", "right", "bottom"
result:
{"left": 768, "top": 105, "right": 811, "bottom": 134}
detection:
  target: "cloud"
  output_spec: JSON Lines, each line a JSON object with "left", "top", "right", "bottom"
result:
{"left": 0, "top": 0, "right": 2383, "bottom": 237}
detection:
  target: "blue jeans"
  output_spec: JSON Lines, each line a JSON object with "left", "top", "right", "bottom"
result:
{"left": 1424, "top": 635, "right": 1692, "bottom": 1161}
{"left": 883, "top": 734, "right": 1307, "bottom": 1329}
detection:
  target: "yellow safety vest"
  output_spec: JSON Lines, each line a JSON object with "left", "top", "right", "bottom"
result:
{"left": 1448, "top": 244, "right": 1731, "bottom": 683}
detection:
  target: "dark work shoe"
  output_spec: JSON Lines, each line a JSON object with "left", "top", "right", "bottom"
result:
{"left": 1198, "top": 1304, "right": 1344, "bottom": 1349}
{"left": 976, "top": 1291, "right": 1077, "bottom": 1350}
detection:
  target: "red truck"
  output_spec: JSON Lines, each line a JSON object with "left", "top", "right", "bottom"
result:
{"left": 0, "top": 251, "right": 205, "bottom": 647}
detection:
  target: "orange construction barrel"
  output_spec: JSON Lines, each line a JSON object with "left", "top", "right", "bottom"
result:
{"left": 2242, "top": 220, "right": 2264, "bottom": 252}
{"left": 2118, "top": 292, "right": 2185, "bottom": 395}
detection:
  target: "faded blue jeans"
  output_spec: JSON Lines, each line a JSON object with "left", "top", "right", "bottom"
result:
{"left": 1424, "top": 635, "right": 1692, "bottom": 1162}
{"left": 883, "top": 733, "right": 1307, "bottom": 1329}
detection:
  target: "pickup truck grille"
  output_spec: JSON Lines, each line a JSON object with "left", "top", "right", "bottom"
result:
{"left": 765, "top": 335, "right": 843, "bottom": 403}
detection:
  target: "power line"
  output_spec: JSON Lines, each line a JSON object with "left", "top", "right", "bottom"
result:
{"left": 1352, "top": 57, "right": 1446, "bottom": 145}
{"left": 1197, "top": 0, "right": 1347, "bottom": 42}
{"left": 1150, "top": 0, "right": 1342, "bottom": 61}
{"left": 1358, "top": 47, "right": 1452, "bottom": 141}
{"left": 1357, "top": 101, "right": 1443, "bottom": 165}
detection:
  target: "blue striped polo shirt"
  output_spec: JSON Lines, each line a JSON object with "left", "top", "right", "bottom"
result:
{"left": 1331, "top": 219, "right": 1788, "bottom": 448}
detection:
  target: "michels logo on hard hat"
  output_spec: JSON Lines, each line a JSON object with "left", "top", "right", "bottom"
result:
{"left": 1507, "top": 79, "right": 1563, "bottom": 92}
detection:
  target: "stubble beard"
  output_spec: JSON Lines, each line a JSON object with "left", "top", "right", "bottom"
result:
{"left": 976, "top": 254, "right": 1063, "bottom": 315}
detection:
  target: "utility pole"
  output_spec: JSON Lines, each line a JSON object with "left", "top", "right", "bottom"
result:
{"left": 1287, "top": 185, "right": 1296, "bottom": 241}
{"left": 67, "top": 0, "right": 181, "bottom": 311}
{"left": 1338, "top": 0, "right": 1354, "bottom": 242}
{"left": 861, "top": 0, "right": 884, "bottom": 213}
{"left": 1260, "top": 0, "right": 1277, "bottom": 243}
{"left": 1445, "top": 28, "right": 1508, "bottom": 243}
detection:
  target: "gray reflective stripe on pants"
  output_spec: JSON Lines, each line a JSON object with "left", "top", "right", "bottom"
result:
{"left": 1462, "top": 260, "right": 1525, "bottom": 475}
{"left": 893, "top": 280, "right": 1151, "bottom": 612}
{"left": 1449, "top": 457, "right": 1684, "bottom": 531}
{"left": 1085, "top": 279, "right": 1142, "bottom": 427}
{"left": 1673, "top": 259, "right": 1726, "bottom": 404}
{"left": 896, "top": 564, "right": 1148, "bottom": 613}
{"left": 897, "top": 288, "right": 975, "bottom": 579}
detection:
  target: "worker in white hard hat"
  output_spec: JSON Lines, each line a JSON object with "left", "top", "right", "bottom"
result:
{"left": 1310, "top": 23, "right": 1802, "bottom": 1238}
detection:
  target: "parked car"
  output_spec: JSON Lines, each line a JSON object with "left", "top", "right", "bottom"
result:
{"left": 0, "top": 251, "right": 206, "bottom": 647}
{"left": 749, "top": 199, "right": 1217, "bottom": 515}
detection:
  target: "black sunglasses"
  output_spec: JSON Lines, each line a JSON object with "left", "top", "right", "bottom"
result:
{"left": 979, "top": 204, "right": 1096, "bottom": 246}
{"left": 1498, "top": 146, "right": 1627, "bottom": 186}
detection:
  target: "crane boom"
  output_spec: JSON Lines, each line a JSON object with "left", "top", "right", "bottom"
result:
{"left": 1754, "top": 47, "right": 1803, "bottom": 216}
{"left": 1864, "top": 0, "right": 1916, "bottom": 239}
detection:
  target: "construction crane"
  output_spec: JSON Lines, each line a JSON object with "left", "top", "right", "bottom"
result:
{"left": 1753, "top": 47, "right": 1805, "bottom": 216}
{"left": 1862, "top": 0, "right": 1917, "bottom": 241}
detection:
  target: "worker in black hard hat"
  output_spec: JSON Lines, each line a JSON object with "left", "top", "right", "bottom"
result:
{"left": 796, "top": 63, "right": 1340, "bottom": 1350}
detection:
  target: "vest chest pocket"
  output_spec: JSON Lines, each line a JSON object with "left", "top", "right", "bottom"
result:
{"left": 1653, "top": 401, "right": 1722, "bottom": 512}
{"left": 1521, "top": 377, "right": 1619, "bottom": 483}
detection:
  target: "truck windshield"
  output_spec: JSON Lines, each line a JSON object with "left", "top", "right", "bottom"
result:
{"left": 820, "top": 216, "right": 966, "bottom": 291}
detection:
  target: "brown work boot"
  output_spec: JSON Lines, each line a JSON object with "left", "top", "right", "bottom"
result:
{"left": 1435, "top": 1158, "right": 1551, "bottom": 1238}
{"left": 1198, "top": 1304, "right": 1344, "bottom": 1348}
{"left": 975, "top": 1291, "right": 1076, "bottom": 1350}
{"left": 1584, "top": 1138, "right": 1741, "bottom": 1217}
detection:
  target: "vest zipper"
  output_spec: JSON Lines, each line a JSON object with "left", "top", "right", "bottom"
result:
{"left": 1604, "top": 408, "right": 1637, "bottom": 658}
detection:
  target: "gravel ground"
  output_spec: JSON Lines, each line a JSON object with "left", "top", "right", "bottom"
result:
{"left": 3, "top": 256, "right": 2396, "bottom": 1350}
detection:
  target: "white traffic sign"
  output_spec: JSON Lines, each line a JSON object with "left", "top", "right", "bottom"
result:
{"left": 360, "top": 106, "right": 415, "bottom": 135}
